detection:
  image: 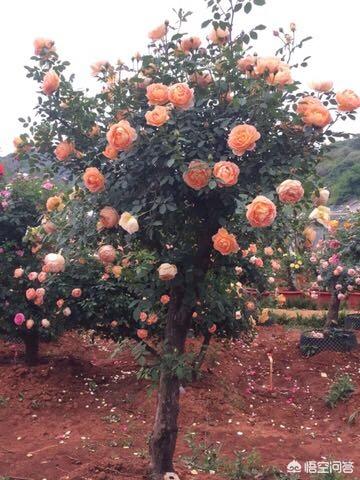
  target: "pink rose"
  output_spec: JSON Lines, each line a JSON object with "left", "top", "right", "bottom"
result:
{"left": 14, "top": 313, "right": 25, "bottom": 326}
{"left": 26, "top": 288, "right": 37, "bottom": 301}
{"left": 276, "top": 179, "right": 304, "bottom": 204}
{"left": 348, "top": 268, "right": 356, "bottom": 276}
{"left": 328, "top": 254, "right": 340, "bottom": 265}
{"left": 14, "top": 268, "right": 24, "bottom": 278}
{"left": 28, "top": 272, "right": 38, "bottom": 281}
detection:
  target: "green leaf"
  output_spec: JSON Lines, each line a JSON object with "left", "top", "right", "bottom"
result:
{"left": 254, "top": 0, "right": 266, "bottom": 5}
{"left": 244, "top": 2, "right": 252, "bottom": 13}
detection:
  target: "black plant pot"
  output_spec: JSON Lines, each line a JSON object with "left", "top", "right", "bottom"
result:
{"left": 300, "top": 328, "right": 358, "bottom": 357}
{"left": 344, "top": 314, "right": 360, "bottom": 330}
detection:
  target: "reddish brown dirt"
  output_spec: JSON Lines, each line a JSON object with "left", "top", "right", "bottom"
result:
{"left": 0, "top": 325, "right": 359, "bottom": 480}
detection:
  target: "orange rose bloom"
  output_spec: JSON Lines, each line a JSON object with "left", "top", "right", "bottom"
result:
{"left": 228, "top": 124, "right": 261, "bottom": 156}
{"left": 276, "top": 179, "right": 304, "bottom": 204}
{"left": 71, "top": 288, "right": 82, "bottom": 298}
{"left": 296, "top": 96, "right": 322, "bottom": 116}
{"left": 146, "top": 313, "right": 158, "bottom": 325}
{"left": 183, "top": 160, "right": 212, "bottom": 190}
{"left": 103, "top": 144, "right": 119, "bottom": 160}
{"left": 189, "top": 72, "right": 213, "bottom": 88}
{"left": 267, "top": 65, "right": 293, "bottom": 86}
{"left": 83, "top": 167, "right": 105, "bottom": 193}
{"left": 246, "top": 195, "right": 277, "bottom": 228}
{"left": 146, "top": 83, "right": 169, "bottom": 106}
{"left": 145, "top": 106, "right": 170, "bottom": 127}
{"left": 99, "top": 206, "right": 119, "bottom": 229}
{"left": 106, "top": 120, "right": 137, "bottom": 151}
{"left": 254, "top": 57, "right": 281, "bottom": 75}
{"left": 42, "top": 70, "right": 60, "bottom": 95}
{"left": 335, "top": 89, "right": 360, "bottom": 112}
{"left": 302, "top": 104, "right": 332, "bottom": 128}
{"left": 98, "top": 245, "right": 117, "bottom": 264}
{"left": 208, "top": 27, "right": 229, "bottom": 45}
{"left": 46, "top": 195, "right": 62, "bottom": 212}
{"left": 208, "top": 324, "right": 217, "bottom": 334}
{"left": 264, "top": 247, "right": 274, "bottom": 256}
{"left": 160, "top": 294, "right": 170, "bottom": 305}
{"left": 54, "top": 141, "right": 74, "bottom": 161}
{"left": 148, "top": 23, "right": 167, "bottom": 41}
{"left": 137, "top": 328, "right": 148, "bottom": 340}
{"left": 237, "top": 55, "right": 256, "bottom": 73}
{"left": 213, "top": 161, "right": 240, "bottom": 187}
{"left": 34, "top": 38, "right": 55, "bottom": 56}
{"left": 168, "top": 83, "right": 194, "bottom": 110}
{"left": 180, "top": 36, "right": 202, "bottom": 53}
{"left": 309, "top": 80, "right": 333, "bottom": 92}
{"left": 212, "top": 227, "right": 240, "bottom": 255}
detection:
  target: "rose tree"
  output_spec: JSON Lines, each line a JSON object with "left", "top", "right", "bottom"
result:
{"left": 18, "top": 0, "right": 359, "bottom": 476}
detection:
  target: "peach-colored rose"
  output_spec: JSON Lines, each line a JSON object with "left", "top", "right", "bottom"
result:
{"left": 189, "top": 72, "right": 213, "bottom": 88}
{"left": 212, "top": 227, "right": 240, "bottom": 256}
{"left": 139, "top": 312, "right": 148, "bottom": 322}
{"left": 99, "top": 206, "right": 119, "bottom": 229}
{"left": 267, "top": 65, "right": 293, "bottom": 86}
{"left": 46, "top": 196, "right": 62, "bottom": 212}
{"left": 213, "top": 161, "right": 240, "bottom": 187}
{"left": 335, "top": 89, "right": 360, "bottom": 112}
{"left": 158, "top": 263, "right": 178, "bottom": 281}
{"left": 264, "top": 247, "right": 274, "bottom": 256}
{"left": 228, "top": 124, "right": 261, "bottom": 156}
{"left": 246, "top": 301, "right": 255, "bottom": 311}
{"left": 309, "top": 80, "right": 333, "bottom": 92}
{"left": 103, "top": 144, "right": 119, "bottom": 160}
{"left": 106, "top": 120, "right": 137, "bottom": 151}
{"left": 36, "top": 288, "right": 45, "bottom": 297}
{"left": 26, "top": 319, "right": 35, "bottom": 329}
{"left": 137, "top": 328, "right": 148, "bottom": 340}
{"left": 312, "top": 188, "right": 330, "bottom": 206}
{"left": 208, "top": 27, "right": 229, "bottom": 45}
{"left": 56, "top": 299, "right": 65, "bottom": 308}
{"left": 271, "top": 259, "right": 281, "bottom": 271}
{"left": 98, "top": 245, "right": 117, "bottom": 264}
{"left": 54, "top": 141, "right": 74, "bottom": 161}
{"left": 183, "top": 160, "right": 212, "bottom": 190}
{"left": 41, "top": 318, "right": 50, "bottom": 328}
{"left": 42, "top": 220, "right": 57, "bottom": 234}
{"left": 90, "top": 60, "right": 109, "bottom": 76}
{"left": 254, "top": 57, "right": 281, "bottom": 75}
{"left": 302, "top": 104, "right": 332, "bottom": 128}
{"left": 168, "top": 83, "right": 194, "bottom": 110}
{"left": 26, "top": 288, "right": 37, "bottom": 301}
{"left": 148, "top": 23, "right": 168, "bottom": 41}
{"left": 38, "top": 271, "right": 47, "bottom": 283}
{"left": 83, "top": 167, "right": 105, "bottom": 193}
{"left": 42, "top": 70, "right": 60, "bottom": 96}
{"left": 180, "top": 36, "right": 202, "bottom": 53}
{"left": 249, "top": 243, "right": 257, "bottom": 254}
{"left": 208, "top": 324, "right": 217, "bottom": 334}
{"left": 28, "top": 272, "right": 38, "bottom": 281}
{"left": 44, "top": 253, "right": 65, "bottom": 273}
{"left": 145, "top": 106, "right": 170, "bottom": 127}
{"left": 146, "top": 83, "right": 169, "bottom": 106}
{"left": 14, "top": 268, "right": 24, "bottom": 278}
{"left": 146, "top": 313, "right": 158, "bottom": 325}
{"left": 296, "top": 96, "right": 322, "bottom": 116}
{"left": 34, "top": 38, "right": 55, "bottom": 56}
{"left": 119, "top": 212, "right": 139, "bottom": 234}
{"left": 71, "top": 288, "right": 82, "bottom": 298}
{"left": 276, "top": 179, "right": 304, "bottom": 204}
{"left": 160, "top": 294, "right": 170, "bottom": 305}
{"left": 246, "top": 195, "right": 277, "bottom": 228}
{"left": 112, "top": 265, "right": 122, "bottom": 278}
{"left": 63, "top": 307, "right": 71, "bottom": 317}
{"left": 237, "top": 55, "right": 256, "bottom": 73}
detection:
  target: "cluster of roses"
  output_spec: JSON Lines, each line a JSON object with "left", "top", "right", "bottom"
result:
{"left": 237, "top": 55, "right": 293, "bottom": 87}
{"left": 308, "top": 239, "right": 360, "bottom": 301}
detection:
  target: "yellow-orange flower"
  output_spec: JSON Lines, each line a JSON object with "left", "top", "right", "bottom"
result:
{"left": 106, "top": 120, "right": 137, "bottom": 151}
{"left": 180, "top": 36, "right": 202, "bottom": 53}
{"left": 254, "top": 57, "right": 281, "bottom": 75}
{"left": 212, "top": 227, "right": 240, "bottom": 255}
{"left": 42, "top": 70, "right": 60, "bottom": 95}
{"left": 46, "top": 195, "right": 62, "bottom": 212}
{"left": 213, "top": 161, "right": 239, "bottom": 187}
{"left": 148, "top": 23, "right": 167, "bottom": 41}
{"left": 183, "top": 160, "right": 212, "bottom": 190}
{"left": 228, "top": 124, "right": 261, "bottom": 156}
{"left": 54, "top": 141, "right": 74, "bottom": 161}
{"left": 309, "top": 80, "right": 333, "bottom": 92}
{"left": 168, "top": 83, "right": 194, "bottom": 110}
{"left": 34, "top": 38, "right": 55, "bottom": 56}
{"left": 302, "top": 104, "right": 332, "bottom": 128}
{"left": 99, "top": 206, "right": 119, "bottom": 229}
{"left": 246, "top": 195, "right": 277, "bottom": 228}
{"left": 237, "top": 55, "right": 256, "bottom": 73}
{"left": 83, "top": 167, "right": 105, "bottom": 193}
{"left": 189, "top": 72, "right": 213, "bottom": 88}
{"left": 276, "top": 179, "right": 304, "bottom": 204}
{"left": 98, "top": 245, "right": 117, "bottom": 264}
{"left": 335, "top": 89, "right": 360, "bottom": 112}
{"left": 267, "top": 65, "right": 293, "bottom": 86}
{"left": 145, "top": 106, "right": 170, "bottom": 127}
{"left": 103, "top": 144, "right": 119, "bottom": 160}
{"left": 146, "top": 83, "right": 169, "bottom": 106}
{"left": 208, "top": 27, "right": 229, "bottom": 45}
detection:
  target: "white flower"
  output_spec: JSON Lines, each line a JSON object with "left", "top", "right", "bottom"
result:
{"left": 158, "top": 263, "right": 177, "bottom": 281}
{"left": 119, "top": 212, "right": 139, "bottom": 234}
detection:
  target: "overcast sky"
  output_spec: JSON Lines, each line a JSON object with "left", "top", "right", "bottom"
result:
{"left": 1, "top": 0, "right": 359, "bottom": 155}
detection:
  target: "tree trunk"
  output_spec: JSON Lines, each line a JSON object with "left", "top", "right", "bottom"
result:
{"left": 149, "top": 287, "right": 191, "bottom": 479}
{"left": 23, "top": 330, "right": 39, "bottom": 366}
{"left": 325, "top": 290, "right": 340, "bottom": 328}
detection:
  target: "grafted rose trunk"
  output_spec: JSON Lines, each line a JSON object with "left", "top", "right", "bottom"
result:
{"left": 149, "top": 286, "right": 192, "bottom": 479}
{"left": 325, "top": 289, "right": 340, "bottom": 328}
{"left": 23, "top": 330, "right": 39, "bottom": 366}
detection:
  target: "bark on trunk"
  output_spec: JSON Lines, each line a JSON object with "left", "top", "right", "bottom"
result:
{"left": 149, "top": 287, "right": 191, "bottom": 479}
{"left": 23, "top": 330, "right": 39, "bottom": 366}
{"left": 325, "top": 290, "right": 340, "bottom": 328}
